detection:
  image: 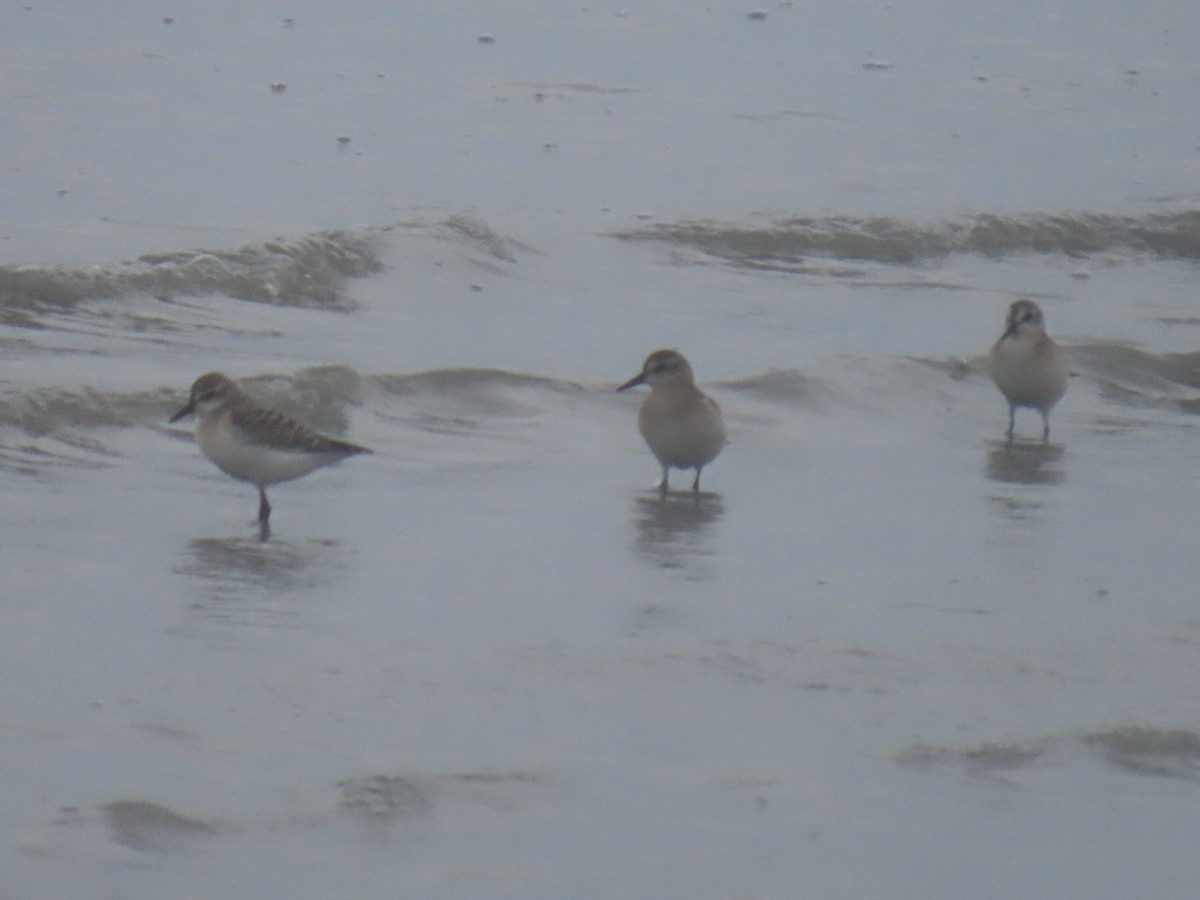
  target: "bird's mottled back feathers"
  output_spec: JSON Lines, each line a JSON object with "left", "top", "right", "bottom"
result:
{"left": 228, "top": 403, "right": 370, "bottom": 456}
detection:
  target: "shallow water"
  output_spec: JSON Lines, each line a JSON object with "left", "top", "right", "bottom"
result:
{"left": 4, "top": 2, "right": 1200, "bottom": 898}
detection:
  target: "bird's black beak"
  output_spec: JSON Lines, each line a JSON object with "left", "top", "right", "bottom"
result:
{"left": 616, "top": 373, "right": 646, "bottom": 392}
{"left": 169, "top": 398, "right": 196, "bottom": 423}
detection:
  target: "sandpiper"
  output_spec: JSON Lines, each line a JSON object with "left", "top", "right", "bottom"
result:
{"left": 170, "top": 372, "right": 370, "bottom": 528}
{"left": 988, "top": 299, "right": 1069, "bottom": 441}
{"left": 617, "top": 349, "right": 727, "bottom": 494}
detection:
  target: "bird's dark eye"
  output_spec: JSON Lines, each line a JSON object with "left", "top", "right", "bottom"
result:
{"left": 199, "top": 390, "right": 217, "bottom": 402}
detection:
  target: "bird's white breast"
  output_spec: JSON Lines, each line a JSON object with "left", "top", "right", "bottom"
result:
{"left": 196, "top": 411, "right": 336, "bottom": 487}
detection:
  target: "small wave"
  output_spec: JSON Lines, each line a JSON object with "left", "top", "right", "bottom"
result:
{"left": 899, "top": 725, "right": 1200, "bottom": 781}
{"left": 1069, "top": 343, "right": 1200, "bottom": 391}
{"left": 375, "top": 367, "right": 582, "bottom": 398}
{"left": 102, "top": 800, "right": 217, "bottom": 853}
{"left": 0, "top": 366, "right": 582, "bottom": 445}
{"left": 612, "top": 210, "right": 1200, "bottom": 267}
{"left": 0, "top": 229, "right": 383, "bottom": 321}
{"left": 373, "top": 368, "right": 584, "bottom": 429}
{"left": 1068, "top": 342, "right": 1200, "bottom": 412}
{"left": 0, "top": 365, "right": 369, "bottom": 440}
{"left": 439, "top": 215, "right": 522, "bottom": 263}
{"left": 0, "top": 216, "right": 534, "bottom": 325}
{"left": 337, "top": 775, "right": 433, "bottom": 821}
{"left": 518, "top": 81, "right": 640, "bottom": 95}
{"left": 718, "top": 368, "right": 832, "bottom": 411}
{"left": 5, "top": 343, "right": 1195, "bottom": 456}
{"left": 1084, "top": 726, "right": 1200, "bottom": 779}
{"left": 0, "top": 385, "right": 175, "bottom": 437}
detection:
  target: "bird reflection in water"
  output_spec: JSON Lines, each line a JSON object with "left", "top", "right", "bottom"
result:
{"left": 985, "top": 439, "right": 1066, "bottom": 487}
{"left": 631, "top": 492, "right": 725, "bottom": 580}
{"left": 171, "top": 536, "right": 344, "bottom": 638}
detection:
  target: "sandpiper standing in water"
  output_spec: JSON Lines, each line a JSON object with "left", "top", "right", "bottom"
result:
{"left": 618, "top": 349, "right": 727, "bottom": 495}
{"left": 988, "top": 299, "right": 1069, "bottom": 441}
{"left": 170, "top": 372, "right": 370, "bottom": 535}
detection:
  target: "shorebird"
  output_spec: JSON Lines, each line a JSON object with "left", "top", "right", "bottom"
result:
{"left": 988, "top": 299, "right": 1069, "bottom": 441}
{"left": 170, "top": 372, "right": 370, "bottom": 530}
{"left": 617, "top": 349, "right": 727, "bottom": 494}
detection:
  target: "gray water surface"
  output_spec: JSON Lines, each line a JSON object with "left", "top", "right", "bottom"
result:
{"left": 3, "top": 2, "right": 1200, "bottom": 898}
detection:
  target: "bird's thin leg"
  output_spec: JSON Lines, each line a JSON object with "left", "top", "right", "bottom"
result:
{"left": 1041, "top": 412, "right": 1051, "bottom": 442}
{"left": 692, "top": 468, "right": 702, "bottom": 493}
{"left": 658, "top": 466, "right": 669, "bottom": 497}
{"left": 258, "top": 487, "right": 271, "bottom": 524}
{"left": 1006, "top": 405, "right": 1016, "bottom": 438}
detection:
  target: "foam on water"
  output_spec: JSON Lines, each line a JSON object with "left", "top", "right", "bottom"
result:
{"left": 613, "top": 209, "right": 1200, "bottom": 267}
